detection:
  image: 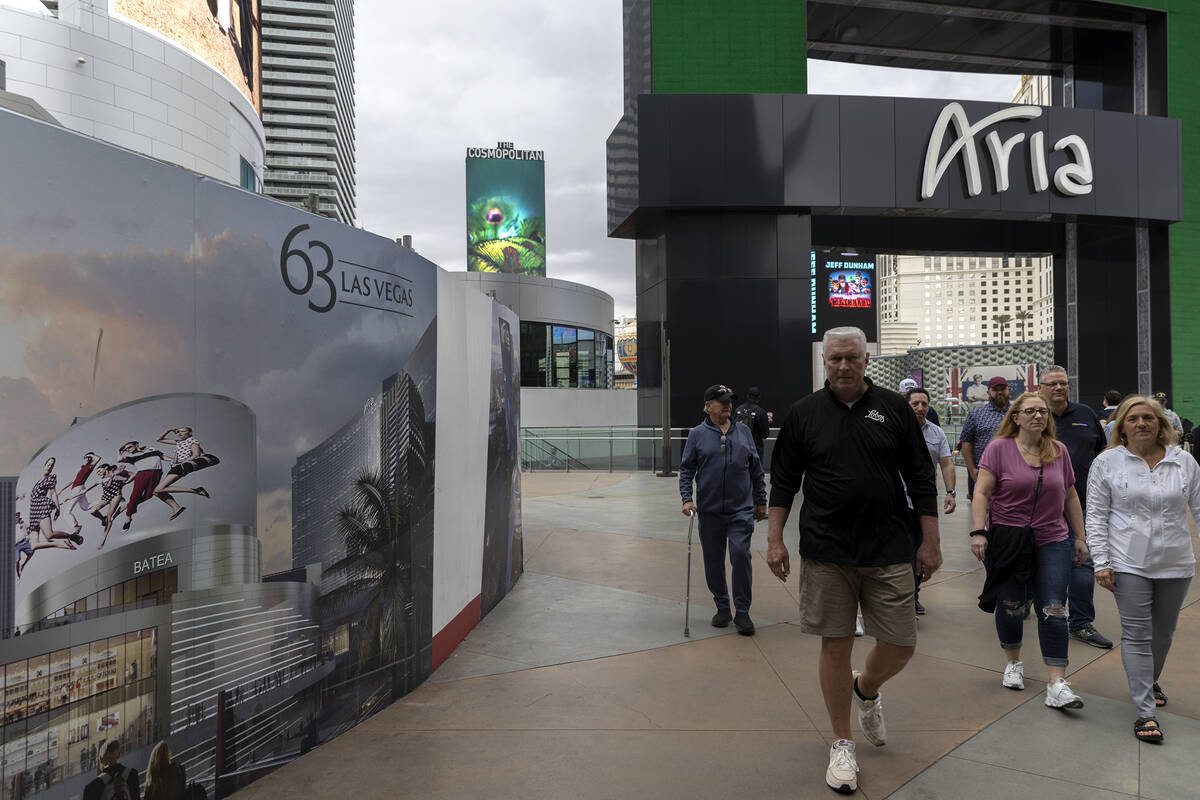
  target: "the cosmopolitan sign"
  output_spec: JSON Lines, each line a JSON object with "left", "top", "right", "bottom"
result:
{"left": 921, "top": 102, "right": 1093, "bottom": 200}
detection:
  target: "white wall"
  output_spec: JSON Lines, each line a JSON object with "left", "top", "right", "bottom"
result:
{"left": 0, "top": 0, "right": 264, "bottom": 185}
{"left": 431, "top": 272, "right": 494, "bottom": 633}
{"left": 460, "top": 272, "right": 615, "bottom": 335}
{"left": 520, "top": 387, "right": 637, "bottom": 428}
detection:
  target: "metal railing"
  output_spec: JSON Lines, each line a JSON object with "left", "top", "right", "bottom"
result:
{"left": 521, "top": 422, "right": 972, "bottom": 472}
{"left": 521, "top": 426, "right": 706, "bottom": 472}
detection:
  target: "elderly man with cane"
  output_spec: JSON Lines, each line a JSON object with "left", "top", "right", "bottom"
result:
{"left": 680, "top": 384, "right": 768, "bottom": 636}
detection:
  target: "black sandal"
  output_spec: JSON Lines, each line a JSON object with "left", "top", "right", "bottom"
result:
{"left": 1134, "top": 716, "right": 1164, "bottom": 743}
{"left": 1153, "top": 682, "right": 1167, "bottom": 707}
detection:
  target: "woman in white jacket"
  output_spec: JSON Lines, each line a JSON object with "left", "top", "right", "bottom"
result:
{"left": 1086, "top": 395, "right": 1200, "bottom": 744}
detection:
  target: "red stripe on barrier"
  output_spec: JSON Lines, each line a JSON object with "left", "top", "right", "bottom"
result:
{"left": 432, "top": 595, "right": 482, "bottom": 670}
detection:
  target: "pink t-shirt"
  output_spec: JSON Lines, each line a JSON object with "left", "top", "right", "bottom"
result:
{"left": 979, "top": 437, "right": 1075, "bottom": 546}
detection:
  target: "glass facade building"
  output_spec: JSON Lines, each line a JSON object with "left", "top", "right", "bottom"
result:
{"left": 519, "top": 323, "right": 614, "bottom": 389}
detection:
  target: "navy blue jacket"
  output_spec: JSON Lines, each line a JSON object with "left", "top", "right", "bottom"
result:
{"left": 1051, "top": 400, "right": 1106, "bottom": 510}
{"left": 680, "top": 417, "right": 767, "bottom": 514}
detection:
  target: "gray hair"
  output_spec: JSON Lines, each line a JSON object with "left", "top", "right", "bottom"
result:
{"left": 1041, "top": 364, "right": 1068, "bottom": 381}
{"left": 822, "top": 326, "right": 868, "bottom": 354}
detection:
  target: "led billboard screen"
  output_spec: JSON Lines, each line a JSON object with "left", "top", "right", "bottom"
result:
{"left": 112, "top": 0, "right": 261, "bottom": 111}
{"left": 812, "top": 251, "right": 878, "bottom": 341}
{"left": 466, "top": 142, "right": 547, "bottom": 276}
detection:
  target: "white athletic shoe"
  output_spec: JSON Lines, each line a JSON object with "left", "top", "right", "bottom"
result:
{"left": 1002, "top": 660, "right": 1025, "bottom": 690}
{"left": 826, "top": 738, "right": 858, "bottom": 794}
{"left": 852, "top": 669, "right": 887, "bottom": 746}
{"left": 854, "top": 613, "right": 865, "bottom": 637}
{"left": 1045, "top": 677, "right": 1084, "bottom": 709}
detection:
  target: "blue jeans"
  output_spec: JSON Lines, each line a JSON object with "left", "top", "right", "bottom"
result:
{"left": 697, "top": 512, "right": 754, "bottom": 613}
{"left": 1067, "top": 549, "right": 1097, "bottom": 632}
{"left": 994, "top": 537, "right": 1073, "bottom": 667}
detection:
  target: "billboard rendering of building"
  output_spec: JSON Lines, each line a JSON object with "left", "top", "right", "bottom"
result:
{"left": 466, "top": 142, "right": 547, "bottom": 275}
{"left": 0, "top": 106, "right": 442, "bottom": 799}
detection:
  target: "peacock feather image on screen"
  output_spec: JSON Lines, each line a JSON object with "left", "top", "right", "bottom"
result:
{"left": 467, "top": 195, "right": 546, "bottom": 274}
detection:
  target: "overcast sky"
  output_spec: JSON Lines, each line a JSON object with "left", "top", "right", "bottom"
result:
{"left": 355, "top": 1, "right": 1021, "bottom": 318}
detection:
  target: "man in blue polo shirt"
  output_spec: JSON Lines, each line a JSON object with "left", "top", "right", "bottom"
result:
{"left": 958, "top": 376, "right": 1011, "bottom": 500}
{"left": 1040, "top": 365, "right": 1113, "bottom": 649}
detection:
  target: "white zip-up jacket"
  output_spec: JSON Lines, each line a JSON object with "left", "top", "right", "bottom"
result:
{"left": 1085, "top": 445, "right": 1199, "bottom": 579}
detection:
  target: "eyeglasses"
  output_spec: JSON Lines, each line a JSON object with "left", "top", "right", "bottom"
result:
{"left": 1019, "top": 408, "right": 1050, "bottom": 417}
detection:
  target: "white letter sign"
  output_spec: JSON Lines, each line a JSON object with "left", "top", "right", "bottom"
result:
{"left": 921, "top": 102, "right": 1093, "bottom": 199}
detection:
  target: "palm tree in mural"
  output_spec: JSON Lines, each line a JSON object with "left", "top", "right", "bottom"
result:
{"left": 1015, "top": 309, "right": 1033, "bottom": 342}
{"left": 993, "top": 313, "right": 1013, "bottom": 344}
{"left": 321, "top": 470, "right": 414, "bottom": 704}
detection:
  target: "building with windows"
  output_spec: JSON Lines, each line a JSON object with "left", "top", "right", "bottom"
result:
{"left": 1, "top": 0, "right": 264, "bottom": 189}
{"left": 459, "top": 272, "right": 635, "bottom": 427}
{"left": 877, "top": 254, "right": 1054, "bottom": 355}
{"left": 260, "top": 0, "right": 356, "bottom": 223}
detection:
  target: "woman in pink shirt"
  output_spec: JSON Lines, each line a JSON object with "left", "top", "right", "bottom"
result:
{"left": 971, "top": 392, "right": 1089, "bottom": 710}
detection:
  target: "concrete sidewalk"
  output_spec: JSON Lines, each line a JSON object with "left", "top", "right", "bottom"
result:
{"left": 234, "top": 470, "right": 1200, "bottom": 799}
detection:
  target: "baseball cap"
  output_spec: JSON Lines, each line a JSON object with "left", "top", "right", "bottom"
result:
{"left": 987, "top": 376, "right": 1009, "bottom": 389}
{"left": 898, "top": 378, "right": 918, "bottom": 392}
{"left": 704, "top": 384, "right": 734, "bottom": 402}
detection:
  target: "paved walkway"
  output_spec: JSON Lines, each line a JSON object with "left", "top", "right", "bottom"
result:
{"left": 235, "top": 471, "right": 1200, "bottom": 799}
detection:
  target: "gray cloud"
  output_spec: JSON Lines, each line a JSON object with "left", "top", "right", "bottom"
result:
{"left": 355, "top": 3, "right": 1021, "bottom": 319}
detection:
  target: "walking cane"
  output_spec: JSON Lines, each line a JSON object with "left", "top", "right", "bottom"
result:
{"left": 684, "top": 509, "right": 695, "bottom": 638}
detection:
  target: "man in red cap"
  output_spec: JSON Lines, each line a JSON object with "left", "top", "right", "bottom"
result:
{"left": 959, "top": 376, "right": 1012, "bottom": 501}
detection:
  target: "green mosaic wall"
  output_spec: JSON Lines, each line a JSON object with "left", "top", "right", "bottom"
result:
{"left": 1126, "top": 1, "right": 1200, "bottom": 422}
{"left": 650, "top": 0, "right": 806, "bottom": 94}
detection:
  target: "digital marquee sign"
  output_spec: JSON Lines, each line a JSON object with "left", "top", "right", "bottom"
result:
{"left": 812, "top": 251, "right": 878, "bottom": 341}
{"left": 465, "top": 141, "right": 547, "bottom": 276}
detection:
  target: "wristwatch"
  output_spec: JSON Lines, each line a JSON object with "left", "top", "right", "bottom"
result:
{"left": 946, "top": 489, "right": 957, "bottom": 496}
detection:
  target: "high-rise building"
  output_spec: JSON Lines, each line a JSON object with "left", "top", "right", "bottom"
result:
{"left": 260, "top": 0, "right": 356, "bottom": 224}
{"left": 877, "top": 254, "right": 1053, "bottom": 354}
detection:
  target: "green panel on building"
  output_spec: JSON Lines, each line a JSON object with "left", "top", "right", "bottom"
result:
{"left": 651, "top": 0, "right": 806, "bottom": 94}
{"left": 1123, "top": 0, "right": 1200, "bottom": 420}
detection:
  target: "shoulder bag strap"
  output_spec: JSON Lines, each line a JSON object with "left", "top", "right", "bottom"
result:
{"left": 1026, "top": 464, "right": 1044, "bottom": 526}
{"left": 986, "top": 461, "right": 1045, "bottom": 530}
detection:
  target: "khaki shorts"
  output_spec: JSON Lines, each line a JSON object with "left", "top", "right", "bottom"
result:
{"left": 798, "top": 559, "right": 917, "bottom": 646}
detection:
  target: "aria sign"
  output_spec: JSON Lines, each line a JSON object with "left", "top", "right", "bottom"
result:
{"left": 921, "top": 102, "right": 1093, "bottom": 200}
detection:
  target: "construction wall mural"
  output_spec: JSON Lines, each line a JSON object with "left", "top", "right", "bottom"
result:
{"left": 0, "top": 110, "right": 517, "bottom": 800}
{"left": 480, "top": 304, "right": 522, "bottom": 617}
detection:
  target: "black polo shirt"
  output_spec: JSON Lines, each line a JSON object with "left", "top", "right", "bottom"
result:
{"left": 1052, "top": 400, "right": 1106, "bottom": 509}
{"left": 769, "top": 378, "right": 937, "bottom": 567}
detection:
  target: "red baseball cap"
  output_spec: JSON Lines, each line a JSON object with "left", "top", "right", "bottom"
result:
{"left": 987, "top": 376, "right": 1009, "bottom": 389}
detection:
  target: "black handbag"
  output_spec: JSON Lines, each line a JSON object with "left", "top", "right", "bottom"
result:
{"left": 977, "top": 464, "right": 1044, "bottom": 612}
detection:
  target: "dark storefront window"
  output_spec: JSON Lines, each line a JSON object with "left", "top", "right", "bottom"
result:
{"left": 520, "top": 323, "right": 614, "bottom": 389}
{"left": 577, "top": 329, "right": 595, "bottom": 387}
{"left": 520, "top": 322, "right": 549, "bottom": 386}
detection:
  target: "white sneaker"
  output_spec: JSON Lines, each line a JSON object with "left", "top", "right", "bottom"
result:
{"left": 1002, "top": 660, "right": 1024, "bottom": 690}
{"left": 854, "top": 613, "right": 864, "bottom": 637}
{"left": 852, "top": 670, "right": 887, "bottom": 746}
{"left": 1045, "top": 678, "right": 1084, "bottom": 709}
{"left": 826, "top": 739, "right": 858, "bottom": 794}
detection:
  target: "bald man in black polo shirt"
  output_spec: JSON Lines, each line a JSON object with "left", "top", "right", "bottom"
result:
{"left": 766, "top": 326, "right": 941, "bottom": 795}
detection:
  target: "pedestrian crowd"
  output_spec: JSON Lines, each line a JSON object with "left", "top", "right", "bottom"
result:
{"left": 677, "top": 326, "right": 1198, "bottom": 795}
